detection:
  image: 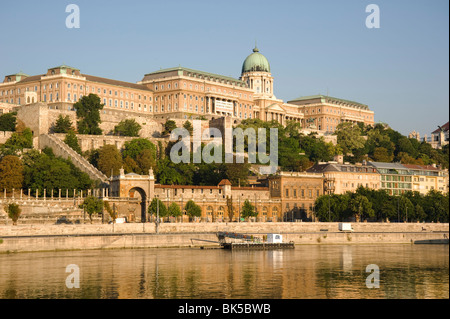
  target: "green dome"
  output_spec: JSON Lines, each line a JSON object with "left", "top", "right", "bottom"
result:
{"left": 241, "top": 47, "right": 271, "bottom": 74}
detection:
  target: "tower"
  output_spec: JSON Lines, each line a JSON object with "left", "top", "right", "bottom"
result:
{"left": 240, "top": 45, "right": 274, "bottom": 99}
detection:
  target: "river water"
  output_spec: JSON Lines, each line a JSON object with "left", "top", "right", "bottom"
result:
{"left": 0, "top": 244, "right": 448, "bottom": 299}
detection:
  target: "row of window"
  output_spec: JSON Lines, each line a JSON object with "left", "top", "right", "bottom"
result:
{"left": 285, "top": 188, "right": 320, "bottom": 198}
{"left": 304, "top": 107, "right": 373, "bottom": 120}
{"left": 381, "top": 175, "right": 412, "bottom": 182}
{"left": 153, "top": 81, "right": 252, "bottom": 100}
{"left": 1, "top": 86, "right": 39, "bottom": 96}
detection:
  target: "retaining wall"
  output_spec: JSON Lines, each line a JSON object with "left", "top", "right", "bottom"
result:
{"left": 0, "top": 222, "right": 448, "bottom": 253}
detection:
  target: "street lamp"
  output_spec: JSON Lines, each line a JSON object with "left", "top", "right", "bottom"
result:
{"left": 328, "top": 193, "right": 331, "bottom": 222}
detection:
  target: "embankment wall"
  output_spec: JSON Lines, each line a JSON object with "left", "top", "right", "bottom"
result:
{"left": 0, "top": 222, "right": 448, "bottom": 253}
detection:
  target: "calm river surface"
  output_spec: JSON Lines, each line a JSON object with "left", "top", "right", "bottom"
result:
{"left": 0, "top": 244, "right": 448, "bottom": 299}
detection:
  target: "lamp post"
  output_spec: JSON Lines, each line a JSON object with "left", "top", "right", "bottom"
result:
{"left": 328, "top": 194, "right": 331, "bottom": 222}
{"left": 156, "top": 198, "right": 160, "bottom": 233}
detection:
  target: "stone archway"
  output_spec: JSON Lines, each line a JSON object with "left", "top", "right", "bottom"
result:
{"left": 129, "top": 187, "right": 147, "bottom": 222}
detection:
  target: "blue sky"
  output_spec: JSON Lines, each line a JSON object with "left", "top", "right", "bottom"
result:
{"left": 0, "top": 0, "right": 448, "bottom": 137}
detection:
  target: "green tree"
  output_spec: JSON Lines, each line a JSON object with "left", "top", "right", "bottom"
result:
{"left": 335, "top": 122, "right": 365, "bottom": 157}
{"left": 135, "top": 148, "right": 157, "bottom": 175}
{"left": 74, "top": 94, "right": 104, "bottom": 135}
{"left": 314, "top": 193, "right": 351, "bottom": 222}
{"left": 113, "top": 119, "right": 141, "bottom": 137}
{"left": 184, "top": 200, "right": 202, "bottom": 218}
{"left": 53, "top": 115, "right": 74, "bottom": 133}
{"left": 148, "top": 198, "right": 168, "bottom": 219}
{"left": 64, "top": 129, "right": 82, "bottom": 154}
{"left": 0, "top": 155, "right": 23, "bottom": 192}
{"left": 168, "top": 202, "right": 182, "bottom": 219}
{"left": 241, "top": 199, "right": 257, "bottom": 219}
{"left": 97, "top": 144, "right": 123, "bottom": 177}
{"left": 81, "top": 196, "right": 103, "bottom": 223}
{"left": 162, "top": 120, "right": 177, "bottom": 136}
{"left": 23, "top": 150, "right": 92, "bottom": 196}
{"left": 183, "top": 121, "right": 193, "bottom": 136}
{"left": 3, "top": 128, "right": 33, "bottom": 149}
{"left": 122, "top": 138, "right": 157, "bottom": 161}
{"left": 123, "top": 156, "right": 139, "bottom": 174}
{"left": 398, "top": 195, "right": 415, "bottom": 222}
{"left": 103, "top": 201, "right": 118, "bottom": 223}
{"left": 349, "top": 194, "right": 374, "bottom": 222}
{"left": 5, "top": 203, "right": 21, "bottom": 225}
{"left": 372, "top": 147, "right": 394, "bottom": 162}
{"left": 0, "top": 112, "right": 17, "bottom": 131}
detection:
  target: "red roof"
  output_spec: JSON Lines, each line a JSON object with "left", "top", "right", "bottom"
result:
{"left": 432, "top": 122, "right": 449, "bottom": 134}
{"left": 218, "top": 179, "right": 232, "bottom": 186}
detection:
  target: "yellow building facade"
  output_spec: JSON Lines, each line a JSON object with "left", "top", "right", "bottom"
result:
{"left": 0, "top": 46, "right": 375, "bottom": 130}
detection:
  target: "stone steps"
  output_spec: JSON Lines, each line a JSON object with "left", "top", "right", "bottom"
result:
{"left": 39, "top": 134, "right": 108, "bottom": 183}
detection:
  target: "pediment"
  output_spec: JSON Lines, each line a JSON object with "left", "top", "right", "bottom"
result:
{"left": 267, "top": 103, "right": 286, "bottom": 113}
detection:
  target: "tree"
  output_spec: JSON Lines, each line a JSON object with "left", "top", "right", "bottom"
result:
{"left": 349, "top": 194, "right": 374, "bottom": 222}
{"left": 168, "top": 202, "right": 182, "bottom": 219}
{"left": 123, "top": 156, "right": 139, "bottom": 174}
{"left": 372, "top": 147, "right": 394, "bottom": 162}
{"left": 23, "top": 150, "right": 92, "bottom": 197}
{"left": 113, "top": 119, "right": 141, "bottom": 137}
{"left": 0, "top": 112, "right": 17, "bottom": 131}
{"left": 223, "top": 162, "right": 250, "bottom": 186}
{"left": 314, "top": 193, "right": 351, "bottom": 222}
{"left": 53, "top": 115, "right": 74, "bottom": 133}
{"left": 148, "top": 198, "right": 168, "bottom": 220}
{"left": 1, "top": 127, "right": 33, "bottom": 155}
{"left": 135, "top": 148, "right": 157, "bottom": 175}
{"left": 81, "top": 196, "right": 103, "bottom": 223}
{"left": 74, "top": 94, "right": 104, "bottom": 135}
{"left": 97, "top": 144, "right": 123, "bottom": 177}
{"left": 184, "top": 200, "right": 202, "bottom": 218}
{"left": 0, "top": 155, "right": 23, "bottom": 192}
{"left": 335, "top": 122, "right": 365, "bottom": 157}
{"left": 398, "top": 195, "right": 415, "bottom": 222}
{"left": 5, "top": 203, "right": 21, "bottom": 225}
{"left": 103, "top": 201, "right": 118, "bottom": 223}
{"left": 241, "top": 199, "right": 257, "bottom": 219}
{"left": 162, "top": 120, "right": 177, "bottom": 136}
{"left": 64, "top": 129, "right": 82, "bottom": 154}
{"left": 122, "top": 138, "right": 157, "bottom": 161}
{"left": 183, "top": 121, "right": 193, "bottom": 136}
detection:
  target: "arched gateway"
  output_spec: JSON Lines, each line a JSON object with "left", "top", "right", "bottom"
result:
{"left": 109, "top": 168, "right": 155, "bottom": 223}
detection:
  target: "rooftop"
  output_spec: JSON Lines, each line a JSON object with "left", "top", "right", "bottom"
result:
{"left": 368, "top": 161, "right": 407, "bottom": 170}
{"left": 432, "top": 122, "right": 449, "bottom": 134}
{"left": 143, "top": 66, "right": 247, "bottom": 86}
{"left": 288, "top": 95, "right": 370, "bottom": 110}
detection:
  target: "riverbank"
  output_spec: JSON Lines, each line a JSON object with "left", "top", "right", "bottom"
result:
{"left": 0, "top": 222, "right": 448, "bottom": 253}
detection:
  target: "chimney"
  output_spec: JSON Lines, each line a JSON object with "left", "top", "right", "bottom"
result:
{"left": 334, "top": 155, "right": 344, "bottom": 164}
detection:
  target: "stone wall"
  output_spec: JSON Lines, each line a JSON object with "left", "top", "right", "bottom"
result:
{"left": 0, "top": 223, "right": 448, "bottom": 253}
{"left": 0, "top": 222, "right": 447, "bottom": 237}
{"left": 0, "top": 131, "right": 13, "bottom": 144}
{"left": 53, "top": 133, "right": 169, "bottom": 153}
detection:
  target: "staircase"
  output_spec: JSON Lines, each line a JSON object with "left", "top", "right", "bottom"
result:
{"left": 39, "top": 134, "right": 109, "bottom": 184}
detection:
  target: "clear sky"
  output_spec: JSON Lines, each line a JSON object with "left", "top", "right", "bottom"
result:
{"left": 0, "top": 0, "right": 448, "bottom": 137}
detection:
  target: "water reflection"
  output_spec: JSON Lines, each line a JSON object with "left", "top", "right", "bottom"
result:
{"left": 0, "top": 245, "right": 447, "bottom": 299}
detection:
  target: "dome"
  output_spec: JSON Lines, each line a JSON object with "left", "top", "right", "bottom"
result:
{"left": 241, "top": 46, "right": 271, "bottom": 74}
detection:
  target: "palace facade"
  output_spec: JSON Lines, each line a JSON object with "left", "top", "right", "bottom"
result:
{"left": 0, "top": 46, "right": 375, "bottom": 131}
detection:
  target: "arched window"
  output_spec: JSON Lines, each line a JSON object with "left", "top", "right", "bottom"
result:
{"left": 218, "top": 206, "right": 225, "bottom": 218}
{"left": 262, "top": 206, "right": 268, "bottom": 216}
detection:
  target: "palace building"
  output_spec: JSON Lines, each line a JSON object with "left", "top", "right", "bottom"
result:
{"left": 0, "top": 46, "right": 375, "bottom": 131}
